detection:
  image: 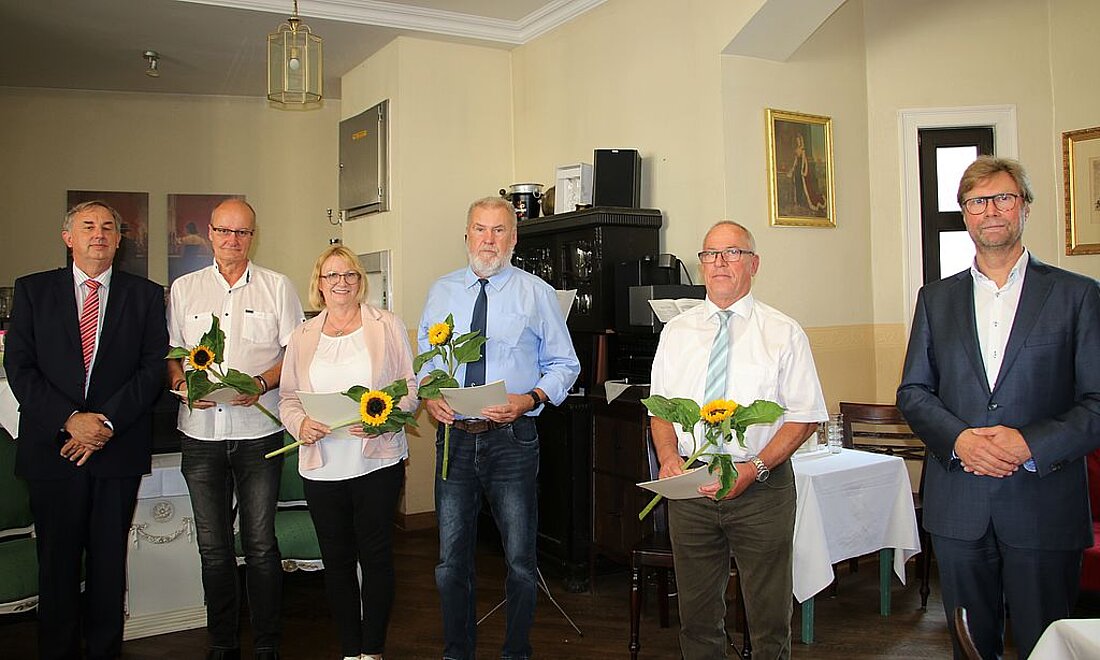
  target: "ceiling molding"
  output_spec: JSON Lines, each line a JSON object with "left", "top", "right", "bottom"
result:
{"left": 176, "top": 0, "right": 605, "bottom": 45}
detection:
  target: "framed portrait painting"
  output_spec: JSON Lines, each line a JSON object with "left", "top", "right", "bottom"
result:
{"left": 1062, "top": 126, "right": 1100, "bottom": 255}
{"left": 766, "top": 109, "right": 835, "bottom": 228}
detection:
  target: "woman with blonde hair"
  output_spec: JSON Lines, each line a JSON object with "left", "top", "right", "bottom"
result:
{"left": 279, "top": 245, "right": 417, "bottom": 660}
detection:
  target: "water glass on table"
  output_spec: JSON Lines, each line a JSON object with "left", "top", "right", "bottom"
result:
{"left": 826, "top": 413, "right": 843, "bottom": 453}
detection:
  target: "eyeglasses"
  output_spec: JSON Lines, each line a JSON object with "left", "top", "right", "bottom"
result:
{"left": 961, "top": 192, "right": 1025, "bottom": 215}
{"left": 320, "top": 271, "right": 362, "bottom": 285}
{"left": 698, "top": 248, "right": 754, "bottom": 264}
{"left": 210, "top": 226, "right": 255, "bottom": 238}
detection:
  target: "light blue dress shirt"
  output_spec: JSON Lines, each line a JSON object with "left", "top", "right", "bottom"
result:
{"left": 417, "top": 265, "right": 580, "bottom": 415}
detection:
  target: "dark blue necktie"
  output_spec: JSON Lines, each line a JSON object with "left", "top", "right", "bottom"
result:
{"left": 464, "top": 278, "right": 489, "bottom": 387}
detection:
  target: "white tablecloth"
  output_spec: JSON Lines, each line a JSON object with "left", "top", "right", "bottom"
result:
{"left": 1030, "top": 619, "right": 1100, "bottom": 659}
{"left": 790, "top": 449, "right": 922, "bottom": 602}
{"left": 0, "top": 378, "right": 19, "bottom": 439}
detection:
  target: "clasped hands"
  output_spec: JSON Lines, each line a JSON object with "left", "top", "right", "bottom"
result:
{"left": 61, "top": 412, "right": 113, "bottom": 466}
{"left": 424, "top": 394, "right": 536, "bottom": 426}
{"left": 954, "top": 425, "right": 1032, "bottom": 477}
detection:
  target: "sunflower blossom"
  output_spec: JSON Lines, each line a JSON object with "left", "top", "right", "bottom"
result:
{"left": 428, "top": 322, "right": 452, "bottom": 346}
{"left": 701, "top": 399, "right": 738, "bottom": 425}
{"left": 188, "top": 345, "right": 214, "bottom": 371}
{"left": 360, "top": 390, "right": 394, "bottom": 426}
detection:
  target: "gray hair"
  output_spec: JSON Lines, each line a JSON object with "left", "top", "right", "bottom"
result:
{"left": 466, "top": 196, "right": 517, "bottom": 230}
{"left": 64, "top": 201, "right": 122, "bottom": 232}
{"left": 705, "top": 220, "right": 757, "bottom": 252}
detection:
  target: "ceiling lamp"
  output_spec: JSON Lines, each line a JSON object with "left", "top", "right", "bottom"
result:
{"left": 143, "top": 50, "right": 160, "bottom": 78}
{"left": 267, "top": 0, "right": 323, "bottom": 105}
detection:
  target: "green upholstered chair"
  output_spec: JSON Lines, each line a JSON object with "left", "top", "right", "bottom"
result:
{"left": 0, "top": 433, "right": 39, "bottom": 614}
{"left": 236, "top": 436, "right": 323, "bottom": 572}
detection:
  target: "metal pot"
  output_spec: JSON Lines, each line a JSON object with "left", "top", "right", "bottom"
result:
{"left": 499, "top": 183, "right": 543, "bottom": 221}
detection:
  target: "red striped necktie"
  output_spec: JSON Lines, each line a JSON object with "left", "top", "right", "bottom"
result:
{"left": 80, "top": 279, "right": 101, "bottom": 374}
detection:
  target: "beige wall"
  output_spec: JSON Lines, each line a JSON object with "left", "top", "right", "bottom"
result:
{"left": 341, "top": 37, "right": 514, "bottom": 515}
{"left": 0, "top": 87, "right": 339, "bottom": 297}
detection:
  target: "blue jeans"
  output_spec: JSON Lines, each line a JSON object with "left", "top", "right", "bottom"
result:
{"left": 181, "top": 433, "right": 284, "bottom": 653}
{"left": 435, "top": 416, "right": 540, "bottom": 660}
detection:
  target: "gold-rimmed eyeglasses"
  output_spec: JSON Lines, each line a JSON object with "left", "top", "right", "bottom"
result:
{"left": 320, "top": 271, "right": 361, "bottom": 285}
{"left": 961, "top": 192, "right": 1025, "bottom": 215}
{"left": 210, "top": 226, "right": 255, "bottom": 238}
{"left": 698, "top": 248, "right": 754, "bottom": 263}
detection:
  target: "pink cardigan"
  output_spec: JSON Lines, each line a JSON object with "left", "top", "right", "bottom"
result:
{"left": 279, "top": 303, "right": 419, "bottom": 472}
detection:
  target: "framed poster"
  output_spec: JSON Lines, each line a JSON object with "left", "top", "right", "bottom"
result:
{"left": 1063, "top": 126, "right": 1100, "bottom": 255}
{"left": 765, "top": 109, "right": 836, "bottom": 228}
{"left": 66, "top": 191, "right": 149, "bottom": 278}
{"left": 167, "top": 193, "right": 245, "bottom": 286}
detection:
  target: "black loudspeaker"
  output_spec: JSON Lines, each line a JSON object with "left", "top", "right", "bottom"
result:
{"left": 593, "top": 148, "right": 641, "bottom": 207}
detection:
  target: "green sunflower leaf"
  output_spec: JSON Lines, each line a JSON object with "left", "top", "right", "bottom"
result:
{"left": 413, "top": 347, "right": 442, "bottom": 374}
{"left": 223, "top": 368, "right": 260, "bottom": 395}
{"left": 198, "top": 314, "right": 226, "bottom": 365}
{"left": 417, "top": 370, "right": 459, "bottom": 401}
{"left": 166, "top": 347, "right": 190, "bottom": 359}
{"left": 642, "top": 395, "right": 701, "bottom": 433}
{"left": 453, "top": 335, "right": 487, "bottom": 365}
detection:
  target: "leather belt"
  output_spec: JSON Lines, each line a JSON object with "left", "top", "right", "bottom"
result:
{"left": 452, "top": 418, "right": 505, "bottom": 434}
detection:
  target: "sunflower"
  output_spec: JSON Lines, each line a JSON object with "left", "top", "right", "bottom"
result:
{"left": 188, "top": 345, "right": 215, "bottom": 371}
{"left": 428, "top": 322, "right": 452, "bottom": 346}
{"left": 701, "top": 399, "right": 738, "bottom": 425}
{"left": 360, "top": 390, "right": 395, "bottom": 426}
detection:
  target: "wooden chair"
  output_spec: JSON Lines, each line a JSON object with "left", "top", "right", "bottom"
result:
{"left": 629, "top": 439, "right": 750, "bottom": 659}
{"left": 838, "top": 402, "right": 932, "bottom": 608}
{"left": 952, "top": 606, "right": 982, "bottom": 660}
{"left": 0, "top": 433, "right": 39, "bottom": 614}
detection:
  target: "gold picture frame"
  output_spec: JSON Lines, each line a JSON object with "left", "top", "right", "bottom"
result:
{"left": 1063, "top": 126, "right": 1100, "bottom": 255}
{"left": 766, "top": 109, "right": 835, "bottom": 228}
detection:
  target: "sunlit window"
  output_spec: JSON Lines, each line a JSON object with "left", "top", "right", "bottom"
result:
{"left": 940, "top": 230, "right": 975, "bottom": 278}
{"left": 936, "top": 146, "right": 978, "bottom": 212}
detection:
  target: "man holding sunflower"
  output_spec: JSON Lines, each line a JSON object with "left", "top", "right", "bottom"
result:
{"left": 166, "top": 199, "right": 304, "bottom": 660}
{"left": 649, "top": 221, "right": 826, "bottom": 659}
{"left": 417, "top": 196, "right": 579, "bottom": 660}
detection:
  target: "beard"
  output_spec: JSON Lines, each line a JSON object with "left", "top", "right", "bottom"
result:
{"left": 468, "top": 245, "right": 514, "bottom": 277}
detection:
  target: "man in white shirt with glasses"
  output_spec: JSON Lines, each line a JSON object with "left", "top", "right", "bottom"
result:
{"left": 167, "top": 199, "right": 304, "bottom": 660}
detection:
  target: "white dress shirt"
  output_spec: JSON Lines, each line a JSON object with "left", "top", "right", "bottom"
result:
{"left": 649, "top": 293, "right": 828, "bottom": 459}
{"left": 971, "top": 249, "right": 1029, "bottom": 390}
{"left": 168, "top": 261, "right": 304, "bottom": 440}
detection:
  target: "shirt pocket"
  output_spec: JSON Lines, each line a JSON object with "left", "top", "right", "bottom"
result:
{"left": 183, "top": 314, "right": 214, "bottom": 346}
{"left": 491, "top": 312, "right": 526, "bottom": 349}
{"left": 241, "top": 310, "right": 279, "bottom": 344}
{"left": 728, "top": 363, "right": 778, "bottom": 405}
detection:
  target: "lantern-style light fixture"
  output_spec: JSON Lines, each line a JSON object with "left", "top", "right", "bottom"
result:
{"left": 267, "top": 0, "right": 323, "bottom": 105}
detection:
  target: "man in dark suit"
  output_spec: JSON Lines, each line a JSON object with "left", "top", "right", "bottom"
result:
{"left": 897, "top": 156, "right": 1100, "bottom": 659}
{"left": 3, "top": 201, "right": 168, "bottom": 659}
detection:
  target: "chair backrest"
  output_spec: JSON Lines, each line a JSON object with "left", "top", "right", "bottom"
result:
{"left": 1087, "top": 449, "right": 1100, "bottom": 523}
{"left": 0, "top": 436, "right": 34, "bottom": 539}
{"left": 644, "top": 428, "right": 669, "bottom": 535}
{"left": 839, "top": 402, "right": 925, "bottom": 495}
{"left": 277, "top": 434, "right": 307, "bottom": 506}
{"left": 952, "top": 606, "right": 982, "bottom": 660}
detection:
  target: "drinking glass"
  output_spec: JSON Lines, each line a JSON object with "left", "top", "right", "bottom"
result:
{"left": 827, "top": 413, "right": 844, "bottom": 454}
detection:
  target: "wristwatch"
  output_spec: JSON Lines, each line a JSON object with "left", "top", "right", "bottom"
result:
{"left": 747, "top": 455, "right": 770, "bottom": 482}
{"left": 526, "top": 390, "right": 543, "bottom": 409}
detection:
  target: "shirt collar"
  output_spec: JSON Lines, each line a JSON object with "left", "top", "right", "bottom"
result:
{"left": 703, "top": 292, "right": 754, "bottom": 321}
{"left": 214, "top": 259, "right": 253, "bottom": 290}
{"left": 73, "top": 264, "right": 113, "bottom": 289}
{"left": 970, "top": 249, "right": 1029, "bottom": 291}
{"left": 465, "top": 264, "right": 513, "bottom": 290}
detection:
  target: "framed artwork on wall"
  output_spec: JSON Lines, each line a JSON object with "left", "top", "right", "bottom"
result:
{"left": 1062, "top": 126, "right": 1100, "bottom": 255}
{"left": 765, "top": 109, "right": 836, "bottom": 228}
{"left": 66, "top": 191, "right": 150, "bottom": 278}
{"left": 167, "top": 193, "right": 245, "bottom": 286}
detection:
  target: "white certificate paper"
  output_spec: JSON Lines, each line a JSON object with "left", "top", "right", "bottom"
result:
{"left": 172, "top": 387, "right": 239, "bottom": 404}
{"left": 556, "top": 289, "right": 578, "bottom": 320}
{"left": 297, "top": 391, "right": 361, "bottom": 428}
{"left": 439, "top": 379, "right": 509, "bottom": 417}
{"left": 636, "top": 465, "right": 713, "bottom": 500}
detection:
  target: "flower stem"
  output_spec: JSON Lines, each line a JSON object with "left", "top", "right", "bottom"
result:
{"left": 441, "top": 424, "right": 451, "bottom": 480}
{"left": 265, "top": 440, "right": 301, "bottom": 459}
{"left": 637, "top": 445, "right": 710, "bottom": 521}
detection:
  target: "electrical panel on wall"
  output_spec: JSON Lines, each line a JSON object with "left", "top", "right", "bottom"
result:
{"left": 339, "top": 100, "right": 389, "bottom": 218}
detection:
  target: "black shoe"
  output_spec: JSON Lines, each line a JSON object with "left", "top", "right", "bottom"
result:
{"left": 206, "top": 650, "right": 241, "bottom": 660}
{"left": 254, "top": 652, "right": 280, "bottom": 660}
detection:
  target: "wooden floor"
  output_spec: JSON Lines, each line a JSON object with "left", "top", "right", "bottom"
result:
{"left": 1, "top": 526, "right": 1037, "bottom": 658}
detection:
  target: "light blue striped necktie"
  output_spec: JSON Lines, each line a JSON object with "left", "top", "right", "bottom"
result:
{"left": 704, "top": 310, "right": 733, "bottom": 404}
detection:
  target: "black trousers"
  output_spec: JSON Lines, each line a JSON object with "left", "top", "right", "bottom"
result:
{"left": 303, "top": 461, "right": 405, "bottom": 657}
{"left": 27, "top": 471, "right": 141, "bottom": 660}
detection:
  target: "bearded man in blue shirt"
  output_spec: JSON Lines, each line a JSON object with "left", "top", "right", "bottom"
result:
{"left": 418, "top": 196, "right": 580, "bottom": 660}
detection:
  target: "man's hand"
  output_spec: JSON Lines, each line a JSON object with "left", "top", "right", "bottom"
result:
{"left": 658, "top": 458, "right": 685, "bottom": 480}
{"left": 425, "top": 397, "right": 455, "bottom": 425}
{"left": 481, "top": 394, "right": 533, "bottom": 424}
{"left": 955, "top": 427, "right": 1023, "bottom": 477}
{"left": 698, "top": 461, "right": 756, "bottom": 500}
{"left": 230, "top": 392, "right": 261, "bottom": 407}
{"left": 173, "top": 381, "right": 215, "bottom": 409}
{"left": 60, "top": 438, "right": 96, "bottom": 466}
{"left": 64, "top": 412, "right": 112, "bottom": 448}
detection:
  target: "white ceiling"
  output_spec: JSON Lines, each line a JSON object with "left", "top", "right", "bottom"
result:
{"left": 0, "top": 0, "right": 604, "bottom": 99}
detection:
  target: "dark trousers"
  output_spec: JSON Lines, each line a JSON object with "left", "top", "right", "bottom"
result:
{"left": 933, "top": 526, "right": 1082, "bottom": 659}
{"left": 181, "top": 433, "right": 284, "bottom": 653}
{"left": 435, "top": 416, "right": 540, "bottom": 660}
{"left": 303, "top": 461, "right": 405, "bottom": 657}
{"left": 27, "top": 471, "right": 141, "bottom": 660}
{"left": 668, "top": 460, "right": 797, "bottom": 660}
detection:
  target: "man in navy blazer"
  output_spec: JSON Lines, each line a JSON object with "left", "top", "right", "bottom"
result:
{"left": 4, "top": 201, "right": 168, "bottom": 659}
{"left": 897, "top": 156, "right": 1100, "bottom": 659}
